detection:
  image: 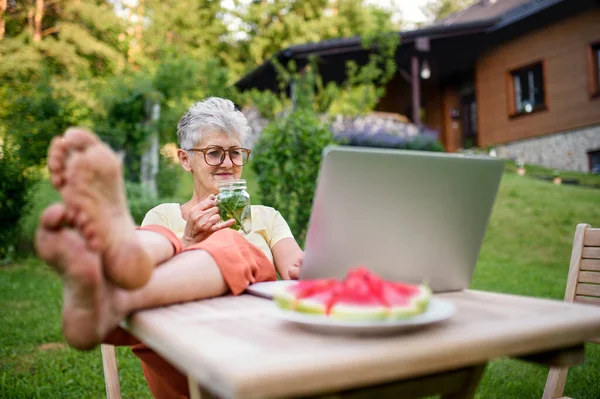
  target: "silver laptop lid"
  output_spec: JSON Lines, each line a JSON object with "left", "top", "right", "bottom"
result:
{"left": 300, "top": 146, "right": 504, "bottom": 292}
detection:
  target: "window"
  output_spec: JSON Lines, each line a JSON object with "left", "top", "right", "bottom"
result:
{"left": 509, "top": 61, "right": 546, "bottom": 117}
{"left": 589, "top": 42, "right": 600, "bottom": 98}
{"left": 589, "top": 150, "right": 600, "bottom": 174}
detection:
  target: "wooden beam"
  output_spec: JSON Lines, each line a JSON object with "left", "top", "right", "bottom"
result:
{"left": 584, "top": 228, "right": 600, "bottom": 247}
{"left": 576, "top": 283, "right": 600, "bottom": 297}
{"left": 581, "top": 259, "right": 600, "bottom": 271}
{"left": 582, "top": 247, "right": 600, "bottom": 259}
{"left": 517, "top": 344, "right": 585, "bottom": 368}
{"left": 306, "top": 365, "right": 487, "bottom": 399}
{"left": 411, "top": 55, "right": 421, "bottom": 127}
{"left": 101, "top": 344, "right": 122, "bottom": 399}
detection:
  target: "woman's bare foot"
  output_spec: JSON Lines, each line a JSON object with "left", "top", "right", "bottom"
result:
{"left": 49, "top": 127, "right": 153, "bottom": 289}
{"left": 35, "top": 204, "right": 126, "bottom": 350}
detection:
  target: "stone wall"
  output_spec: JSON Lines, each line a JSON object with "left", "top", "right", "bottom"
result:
{"left": 328, "top": 113, "right": 422, "bottom": 138}
{"left": 493, "top": 124, "right": 600, "bottom": 172}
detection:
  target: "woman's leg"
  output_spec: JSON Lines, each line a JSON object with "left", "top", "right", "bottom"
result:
{"left": 37, "top": 127, "right": 276, "bottom": 350}
{"left": 37, "top": 127, "right": 277, "bottom": 399}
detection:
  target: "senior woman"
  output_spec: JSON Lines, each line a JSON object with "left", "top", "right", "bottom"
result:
{"left": 142, "top": 97, "right": 303, "bottom": 280}
{"left": 37, "top": 103, "right": 304, "bottom": 398}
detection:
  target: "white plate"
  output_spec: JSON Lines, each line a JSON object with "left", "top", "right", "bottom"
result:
{"left": 275, "top": 298, "right": 456, "bottom": 335}
{"left": 246, "top": 280, "right": 297, "bottom": 299}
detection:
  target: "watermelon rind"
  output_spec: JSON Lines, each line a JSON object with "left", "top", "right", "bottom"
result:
{"left": 273, "top": 285, "right": 331, "bottom": 314}
{"left": 388, "top": 285, "right": 432, "bottom": 320}
{"left": 273, "top": 288, "right": 297, "bottom": 310}
{"left": 295, "top": 298, "right": 327, "bottom": 315}
{"left": 328, "top": 305, "right": 389, "bottom": 321}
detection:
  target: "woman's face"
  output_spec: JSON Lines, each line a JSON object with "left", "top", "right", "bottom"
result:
{"left": 179, "top": 130, "right": 244, "bottom": 196}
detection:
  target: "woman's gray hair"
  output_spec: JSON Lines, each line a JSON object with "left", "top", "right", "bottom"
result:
{"left": 177, "top": 97, "right": 251, "bottom": 149}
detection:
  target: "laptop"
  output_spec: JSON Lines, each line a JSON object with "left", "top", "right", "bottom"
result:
{"left": 247, "top": 145, "right": 505, "bottom": 298}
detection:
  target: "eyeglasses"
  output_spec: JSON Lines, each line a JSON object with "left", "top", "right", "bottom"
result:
{"left": 185, "top": 146, "right": 251, "bottom": 166}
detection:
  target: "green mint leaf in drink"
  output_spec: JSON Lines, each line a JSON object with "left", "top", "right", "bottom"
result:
{"left": 217, "top": 179, "right": 252, "bottom": 234}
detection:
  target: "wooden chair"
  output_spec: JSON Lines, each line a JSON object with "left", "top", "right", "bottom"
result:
{"left": 543, "top": 224, "right": 600, "bottom": 399}
{"left": 101, "top": 344, "right": 122, "bottom": 399}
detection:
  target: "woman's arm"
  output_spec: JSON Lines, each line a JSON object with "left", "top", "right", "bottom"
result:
{"left": 271, "top": 237, "right": 304, "bottom": 280}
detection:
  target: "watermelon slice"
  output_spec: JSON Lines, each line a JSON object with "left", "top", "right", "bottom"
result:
{"left": 274, "top": 278, "right": 338, "bottom": 314}
{"left": 274, "top": 267, "right": 431, "bottom": 321}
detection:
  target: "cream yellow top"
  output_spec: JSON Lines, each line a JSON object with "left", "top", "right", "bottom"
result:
{"left": 141, "top": 203, "right": 294, "bottom": 264}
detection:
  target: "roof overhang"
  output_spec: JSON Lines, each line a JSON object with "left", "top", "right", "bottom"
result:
{"left": 234, "top": 19, "right": 496, "bottom": 92}
{"left": 234, "top": 0, "right": 597, "bottom": 92}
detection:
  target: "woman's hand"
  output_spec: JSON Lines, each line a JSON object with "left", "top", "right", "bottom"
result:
{"left": 182, "top": 195, "right": 235, "bottom": 248}
{"left": 272, "top": 238, "right": 304, "bottom": 280}
{"left": 288, "top": 251, "right": 304, "bottom": 280}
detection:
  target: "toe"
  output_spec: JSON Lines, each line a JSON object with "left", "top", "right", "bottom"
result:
{"left": 35, "top": 204, "right": 68, "bottom": 266}
{"left": 65, "top": 207, "right": 78, "bottom": 225}
{"left": 50, "top": 174, "right": 64, "bottom": 188}
{"left": 47, "top": 135, "right": 64, "bottom": 161}
{"left": 39, "top": 203, "right": 68, "bottom": 230}
{"left": 48, "top": 136, "right": 68, "bottom": 184}
{"left": 81, "top": 222, "right": 96, "bottom": 243}
{"left": 63, "top": 127, "right": 100, "bottom": 151}
{"left": 48, "top": 153, "right": 65, "bottom": 174}
{"left": 87, "top": 233, "right": 101, "bottom": 251}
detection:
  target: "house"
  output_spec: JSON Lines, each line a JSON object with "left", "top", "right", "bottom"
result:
{"left": 235, "top": 0, "right": 600, "bottom": 173}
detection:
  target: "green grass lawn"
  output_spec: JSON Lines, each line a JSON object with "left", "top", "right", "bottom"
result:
{"left": 1, "top": 165, "right": 600, "bottom": 398}
{"left": 504, "top": 161, "right": 600, "bottom": 188}
{"left": 470, "top": 172, "right": 600, "bottom": 399}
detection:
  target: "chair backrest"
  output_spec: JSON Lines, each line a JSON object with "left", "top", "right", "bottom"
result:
{"left": 564, "top": 224, "right": 600, "bottom": 344}
{"left": 101, "top": 344, "right": 122, "bottom": 399}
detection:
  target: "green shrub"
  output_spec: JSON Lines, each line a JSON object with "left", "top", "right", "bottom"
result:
{"left": 0, "top": 140, "right": 41, "bottom": 261}
{"left": 125, "top": 181, "right": 163, "bottom": 225}
{"left": 17, "top": 179, "right": 163, "bottom": 258}
{"left": 252, "top": 110, "right": 335, "bottom": 245}
{"left": 17, "top": 179, "right": 61, "bottom": 256}
{"left": 156, "top": 154, "right": 181, "bottom": 199}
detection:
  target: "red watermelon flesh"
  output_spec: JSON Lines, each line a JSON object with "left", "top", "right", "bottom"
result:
{"left": 275, "top": 278, "right": 339, "bottom": 313}
{"left": 342, "top": 266, "right": 421, "bottom": 307}
{"left": 294, "top": 278, "right": 338, "bottom": 299}
{"left": 324, "top": 274, "right": 389, "bottom": 320}
{"left": 348, "top": 266, "right": 390, "bottom": 306}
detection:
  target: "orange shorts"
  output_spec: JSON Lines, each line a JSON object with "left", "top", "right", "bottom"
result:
{"left": 105, "top": 226, "right": 277, "bottom": 399}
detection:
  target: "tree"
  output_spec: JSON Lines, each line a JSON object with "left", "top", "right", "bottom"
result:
{"left": 242, "top": 1, "right": 400, "bottom": 119}
{"left": 0, "top": 0, "right": 128, "bottom": 174}
{"left": 229, "top": 0, "right": 398, "bottom": 76}
{"left": 121, "top": 0, "right": 231, "bottom": 70}
{"left": 0, "top": 0, "right": 7, "bottom": 40}
{"left": 94, "top": 53, "right": 236, "bottom": 185}
{"left": 1, "top": 70, "right": 95, "bottom": 169}
{"left": 421, "top": 0, "right": 477, "bottom": 22}
{"left": 0, "top": 0, "right": 126, "bottom": 80}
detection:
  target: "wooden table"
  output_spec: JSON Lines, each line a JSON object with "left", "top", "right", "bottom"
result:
{"left": 122, "top": 290, "right": 600, "bottom": 399}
